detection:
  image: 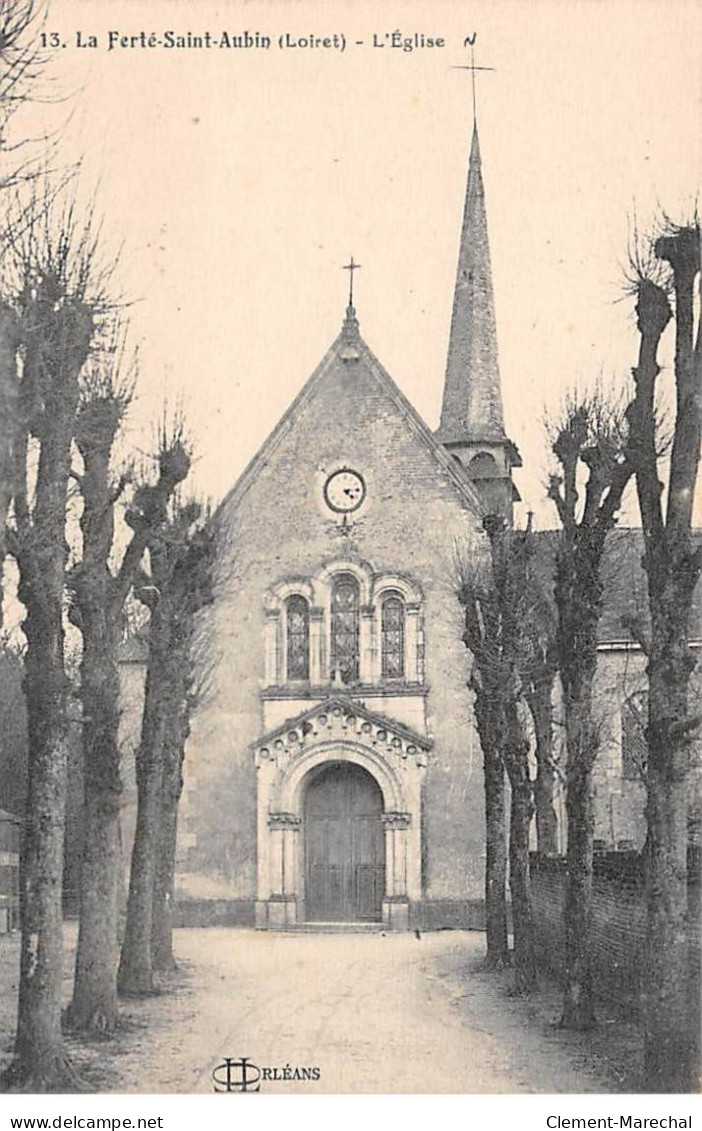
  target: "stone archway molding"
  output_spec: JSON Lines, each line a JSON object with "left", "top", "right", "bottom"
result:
{"left": 277, "top": 740, "right": 405, "bottom": 813}
{"left": 252, "top": 697, "right": 431, "bottom": 931}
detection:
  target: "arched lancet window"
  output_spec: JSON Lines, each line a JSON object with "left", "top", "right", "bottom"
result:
{"left": 330, "top": 574, "right": 360, "bottom": 684}
{"left": 286, "top": 595, "right": 310, "bottom": 681}
{"left": 381, "top": 594, "right": 405, "bottom": 679}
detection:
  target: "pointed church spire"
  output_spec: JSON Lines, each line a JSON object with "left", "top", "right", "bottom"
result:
{"left": 437, "top": 121, "right": 506, "bottom": 444}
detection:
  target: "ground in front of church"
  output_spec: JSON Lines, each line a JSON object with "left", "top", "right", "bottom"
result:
{"left": 0, "top": 927, "right": 642, "bottom": 1093}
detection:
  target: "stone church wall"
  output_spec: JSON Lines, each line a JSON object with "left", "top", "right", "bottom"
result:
{"left": 114, "top": 344, "right": 702, "bottom": 926}
{"left": 175, "top": 348, "right": 488, "bottom": 922}
{"left": 590, "top": 650, "right": 648, "bottom": 850}
{"left": 116, "top": 586, "right": 702, "bottom": 925}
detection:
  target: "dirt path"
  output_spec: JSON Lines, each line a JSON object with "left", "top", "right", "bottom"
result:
{"left": 95, "top": 928, "right": 616, "bottom": 1093}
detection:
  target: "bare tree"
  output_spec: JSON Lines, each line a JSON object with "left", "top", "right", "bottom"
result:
{"left": 625, "top": 222, "right": 701, "bottom": 1092}
{"left": 0, "top": 299, "right": 19, "bottom": 621}
{"left": 0, "top": 0, "right": 54, "bottom": 625}
{"left": 547, "top": 390, "right": 635, "bottom": 1029}
{"left": 518, "top": 543, "right": 560, "bottom": 855}
{"left": 459, "top": 516, "right": 538, "bottom": 992}
{"left": 0, "top": 1, "right": 54, "bottom": 184}
{"left": 0, "top": 639, "right": 28, "bottom": 816}
{"left": 150, "top": 685, "right": 190, "bottom": 973}
{"left": 2, "top": 193, "right": 103, "bottom": 1090}
{"left": 458, "top": 553, "right": 509, "bottom": 970}
{"left": 486, "top": 516, "right": 539, "bottom": 994}
{"left": 116, "top": 435, "right": 197, "bottom": 996}
{"left": 150, "top": 510, "right": 216, "bottom": 973}
{"left": 65, "top": 363, "right": 193, "bottom": 1035}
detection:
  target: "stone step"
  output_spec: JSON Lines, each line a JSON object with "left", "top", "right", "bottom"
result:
{"left": 284, "top": 921, "right": 385, "bottom": 934}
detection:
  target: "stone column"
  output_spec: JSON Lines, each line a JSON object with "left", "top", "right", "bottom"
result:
{"left": 309, "top": 606, "right": 325, "bottom": 686}
{"left": 382, "top": 811, "right": 411, "bottom": 930}
{"left": 384, "top": 814, "right": 396, "bottom": 899}
{"left": 264, "top": 609, "right": 280, "bottom": 687}
{"left": 360, "top": 603, "right": 375, "bottom": 684}
{"left": 254, "top": 749, "right": 276, "bottom": 928}
{"left": 269, "top": 827, "right": 284, "bottom": 892}
{"left": 405, "top": 603, "right": 421, "bottom": 683}
{"left": 267, "top": 812, "right": 300, "bottom": 928}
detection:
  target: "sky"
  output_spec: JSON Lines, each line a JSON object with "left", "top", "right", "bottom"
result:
{"left": 18, "top": 0, "right": 702, "bottom": 527}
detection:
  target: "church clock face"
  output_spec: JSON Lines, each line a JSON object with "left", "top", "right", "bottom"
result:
{"left": 323, "top": 468, "right": 366, "bottom": 514}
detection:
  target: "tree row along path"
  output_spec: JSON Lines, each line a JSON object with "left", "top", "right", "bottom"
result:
{"left": 63, "top": 928, "right": 617, "bottom": 1094}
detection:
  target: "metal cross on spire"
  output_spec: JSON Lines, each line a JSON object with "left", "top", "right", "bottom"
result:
{"left": 343, "top": 256, "right": 361, "bottom": 308}
{"left": 452, "top": 35, "right": 495, "bottom": 125}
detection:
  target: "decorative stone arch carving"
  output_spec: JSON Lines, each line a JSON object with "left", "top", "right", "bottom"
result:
{"left": 314, "top": 558, "right": 373, "bottom": 685}
{"left": 316, "top": 556, "right": 374, "bottom": 606}
{"left": 262, "top": 556, "right": 426, "bottom": 689}
{"left": 263, "top": 577, "right": 315, "bottom": 611}
{"left": 371, "top": 573, "right": 423, "bottom": 605}
{"left": 253, "top": 698, "right": 428, "bottom": 931}
{"left": 275, "top": 740, "right": 406, "bottom": 814}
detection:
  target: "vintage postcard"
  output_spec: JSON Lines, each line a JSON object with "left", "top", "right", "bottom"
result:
{"left": 0, "top": 0, "right": 700, "bottom": 1113}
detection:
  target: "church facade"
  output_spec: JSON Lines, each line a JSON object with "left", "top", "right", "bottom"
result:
{"left": 174, "top": 120, "right": 520, "bottom": 930}
{"left": 113, "top": 115, "right": 702, "bottom": 932}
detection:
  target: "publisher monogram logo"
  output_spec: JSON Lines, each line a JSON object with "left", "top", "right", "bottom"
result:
{"left": 212, "top": 1057, "right": 261, "bottom": 1093}
{"left": 212, "top": 1056, "right": 322, "bottom": 1092}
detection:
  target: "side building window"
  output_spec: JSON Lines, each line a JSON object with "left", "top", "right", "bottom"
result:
{"left": 381, "top": 594, "right": 405, "bottom": 679}
{"left": 330, "top": 574, "right": 360, "bottom": 683}
{"left": 286, "top": 595, "right": 310, "bottom": 681}
{"left": 621, "top": 690, "right": 647, "bottom": 781}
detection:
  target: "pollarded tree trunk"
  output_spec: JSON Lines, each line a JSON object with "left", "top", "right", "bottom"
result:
{"left": 560, "top": 692, "right": 597, "bottom": 1030}
{"left": 66, "top": 384, "right": 126, "bottom": 1035}
{"left": 0, "top": 303, "right": 19, "bottom": 605}
{"left": 460, "top": 522, "right": 525, "bottom": 974}
{"left": 483, "top": 747, "right": 509, "bottom": 968}
{"left": 627, "top": 230, "right": 701, "bottom": 1093}
{"left": 117, "top": 662, "right": 169, "bottom": 996}
{"left": 548, "top": 393, "right": 635, "bottom": 1032}
{"left": 70, "top": 791, "right": 122, "bottom": 1030}
{"left": 641, "top": 607, "right": 697, "bottom": 1090}
{"left": 151, "top": 803, "right": 178, "bottom": 973}
{"left": 482, "top": 516, "right": 538, "bottom": 989}
{"left": 146, "top": 504, "right": 215, "bottom": 976}
{"left": 503, "top": 707, "right": 538, "bottom": 995}
{"left": 118, "top": 761, "right": 163, "bottom": 995}
{"left": 67, "top": 634, "right": 122, "bottom": 1033}
{"left": 13, "top": 627, "right": 72, "bottom": 1086}
{"left": 152, "top": 701, "right": 188, "bottom": 973}
{"left": 151, "top": 794, "right": 179, "bottom": 972}
{"left": 508, "top": 781, "right": 538, "bottom": 994}
{"left": 68, "top": 394, "right": 190, "bottom": 1033}
{"left": 528, "top": 685, "right": 559, "bottom": 855}
{"left": 8, "top": 290, "right": 93, "bottom": 1089}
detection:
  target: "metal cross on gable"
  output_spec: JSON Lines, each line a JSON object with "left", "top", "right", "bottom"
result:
{"left": 452, "top": 36, "right": 495, "bottom": 124}
{"left": 343, "top": 256, "right": 361, "bottom": 307}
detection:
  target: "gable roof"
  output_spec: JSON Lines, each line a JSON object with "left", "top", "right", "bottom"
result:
{"left": 249, "top": 695, "right": 433, "bottom": 754}
{"left": 217, "top": 309, "right": 486, "bottom": 520}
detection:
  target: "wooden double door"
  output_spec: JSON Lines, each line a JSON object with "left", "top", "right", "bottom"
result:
{"left": 304, "top": 762, "right": 384, "bottom": 922}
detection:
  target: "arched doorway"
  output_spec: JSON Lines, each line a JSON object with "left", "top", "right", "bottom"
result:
{"left": 304, "top": 762, "right": 384, "bottom": 922}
